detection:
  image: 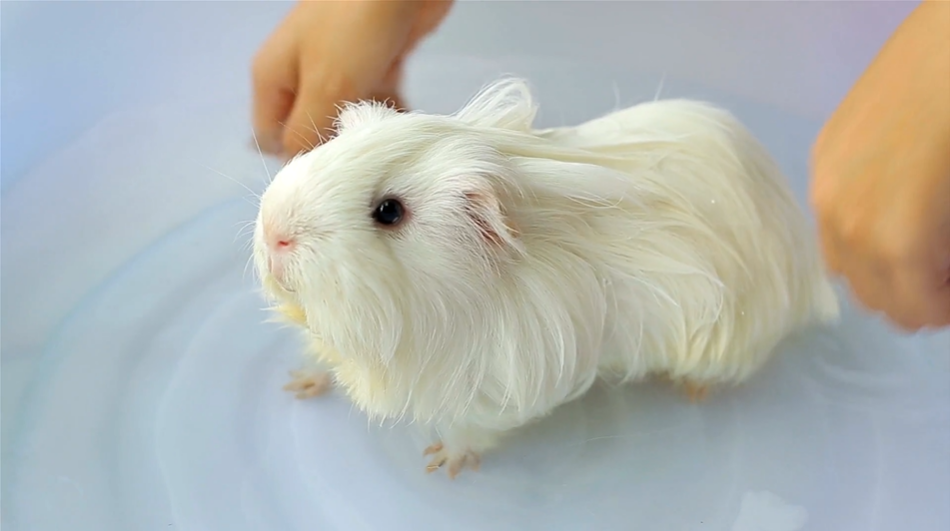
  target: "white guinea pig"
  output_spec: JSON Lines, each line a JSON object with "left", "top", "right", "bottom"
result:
{"left": 252, "top": 77, "right": 839, "bottom": 478}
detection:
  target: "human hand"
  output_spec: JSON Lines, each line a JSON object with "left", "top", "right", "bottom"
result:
{"left": 251, "top": 0, "right": 453, "bottom": 159}
{"left": 809, "top": 0, "right": 950, "bottom": 332}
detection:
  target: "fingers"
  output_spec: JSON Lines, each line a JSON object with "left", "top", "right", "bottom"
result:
{"left": 831, "top": 238, "right": 889, "bottom": 321}
{"left": 888, "top": 259, "right": 950, "bottom": 330}
{"left": 815, "top": 191, "right": 950, "bottom": 331}
{"left": 251, "top": 18, "right": 300, "bottom": 156}
{"left": 250, "top": 1, "right": 453, "bottom": 160}
{"left": 830, "top": 231, "right": 950, "bottom": 331}
{"left": 837, "top": 261, "right": 950, "bottom": 332}
{"left": 369, "top": 57, "right": 409, "bottom": 112}
{"left": 281, "top": 72, "right": 360, "bottom": 158}
{"left": 806, "top": 0, "right": 950, "bottom": 333}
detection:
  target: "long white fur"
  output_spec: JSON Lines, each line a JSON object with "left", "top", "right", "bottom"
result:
{"left": 253, "top": 77, "right": 839, "bottom": 463}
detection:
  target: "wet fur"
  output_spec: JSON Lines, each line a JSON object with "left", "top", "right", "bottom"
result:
{"left": 253, "top": 78, "right": 839, "bottom": 468}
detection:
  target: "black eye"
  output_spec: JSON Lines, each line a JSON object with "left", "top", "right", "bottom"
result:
{"left": 372, "top": 198, "right": 405, "bottom": 226}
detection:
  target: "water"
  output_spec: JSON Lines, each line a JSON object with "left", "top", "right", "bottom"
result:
{"left": 3, "top": 55, "right": 949, "bottom": 531}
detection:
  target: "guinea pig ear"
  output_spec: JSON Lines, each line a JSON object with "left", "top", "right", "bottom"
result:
{"left": 334, "top": 100, "right": 398, "bottom": 133}
{"left": 454, "top": 78, "right": 538, "bottom": 132}
{"left": 463, "top": 187, "right": 520, "bottom": 250}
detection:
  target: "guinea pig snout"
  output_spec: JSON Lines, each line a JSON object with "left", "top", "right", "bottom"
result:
{"left": 262, "top": 221, "right": 297, "bottom": 281}
{"left": 262, "top": 221, "right": 296, "bottom": 253}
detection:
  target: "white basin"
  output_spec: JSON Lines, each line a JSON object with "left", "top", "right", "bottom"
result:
{"left": 3, "top": 2, "right": 947, "bottom": 530}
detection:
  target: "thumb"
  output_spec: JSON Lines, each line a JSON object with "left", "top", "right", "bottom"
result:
{"left": 281, "top": 72, "right": 359, "bottom": 158}
{"left": 251, "top": 27, "right": 299, "bottom": 155}
{"left": 277, "top": 2, "right": 434, "bottom": 158}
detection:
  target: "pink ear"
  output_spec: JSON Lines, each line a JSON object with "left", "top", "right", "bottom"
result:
{"left": 463, "top": 190, "right": 518, "bottom": 248}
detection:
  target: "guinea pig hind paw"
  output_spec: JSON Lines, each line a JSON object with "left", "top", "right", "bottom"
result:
{"left": 282, "top": 369, "right": 332, "bottom": 399}
{"left": 682, "top": 380, "right": 709, "bottom": 403}
{"left": 423, "top": 442, "right": 481, "bottom": 479}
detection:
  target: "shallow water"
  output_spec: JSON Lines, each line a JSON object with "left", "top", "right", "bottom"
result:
{"left": 3, "top": 55, "right": 949, "bottom": 531}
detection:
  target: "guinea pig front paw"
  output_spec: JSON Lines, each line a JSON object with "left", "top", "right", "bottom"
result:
{"left": 678, "top": 379, "right": 710, "bottom": 403}
{"left": 660, "top": 374, "right": 712, "bottom": 403}
{"left": 684, "top": 381, "right": 709, "bottom": 403}
{"left": 423, "top": 441, "right": 481, "bottom": 479}
{"left": 282, "top": 368, "right": 332, "bottom": 399}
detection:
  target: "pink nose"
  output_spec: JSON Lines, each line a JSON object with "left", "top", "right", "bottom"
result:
{"left": 263, "top": 223, "right": 296, "bottom": 253}
{"left": 272, "top": 238, "right": 294, "bottom": 251}
{"left": 262, "top": 223, "right": 295, "bottom": 281}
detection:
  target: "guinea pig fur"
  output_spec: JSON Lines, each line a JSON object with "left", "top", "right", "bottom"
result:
{"left": 252, "top": 77, "right": 839, "bottom": 478}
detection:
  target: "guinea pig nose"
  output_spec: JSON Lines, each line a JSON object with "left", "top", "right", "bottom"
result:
{"left": 269, "top": 236, "right": 296, "bottom": 253}
{"left": 263, "top": 224, "right": 296, "bottom": 253}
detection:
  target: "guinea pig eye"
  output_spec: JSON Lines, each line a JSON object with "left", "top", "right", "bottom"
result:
{"left": 372, "top": 198, "right": 405, "bottom": 227}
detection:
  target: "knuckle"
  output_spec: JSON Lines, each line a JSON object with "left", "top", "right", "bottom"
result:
{"left": 884, "top": 301, "right": 922, "bottom": 332}
{"left": 303, "top": 67, "right": 362, "bottom": 109}
{"left": 836, "top": 210, "right": 866, "bottom": 245}
{"left": 891, "top": 317, "right": 923, "bottom": 333}
{"left": 875, "top": 207, "right": 928, "bottom": 265}
{"left": 848, "top": 280, "right": 882, "bottom": 312}
{"left": 923, "top": 293, "right": 950, "bottom": 328}
{"left": 875, "top": 232, "right": 919, "bottom": 265}
{"left": 886, "top": 290, "right": 947, "bottom": 332}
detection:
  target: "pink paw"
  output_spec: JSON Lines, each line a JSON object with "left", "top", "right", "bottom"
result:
{"left": 423, "top": 441, "right": 481, "bottom": 479}
{"left": 282, "top": 369, "right": 332, "bottom": 399}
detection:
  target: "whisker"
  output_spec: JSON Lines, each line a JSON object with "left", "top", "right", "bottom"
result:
{"left": 234, "top": 219, "right": 256, "bottom": 233}
{"left": 200, "top": 163, "right": 261, "bottom": 202}
{"left": 303, "top": 110, "right": 328, "bottom": 145}
{"left": 237, "top": 229, "right": 255, "bottom": 244}
{"left": 654, "top": 71, "right": 667, "bottom": 101}
{"left": 249, "top": 126, "right": 274, "bottom": 185}
{"left": 230, "top": 194, "right": 258, "bottom": 209}
{"left": 278, "top": 120, "right": 315, "bottom": 152}
{"left": 243, "top": 252, "right": 256, "bottom": 283}
{"left": 305, "top": 110, "right": 320, "bottom": 137}
{"left": 233, "top": 226, "right": 252, "bottom": 245}
{"left": 236, "top": 229, "right": 256, "bottom": 249}
{"left": 234, "top": 216, "right": 256, "bottom": 237}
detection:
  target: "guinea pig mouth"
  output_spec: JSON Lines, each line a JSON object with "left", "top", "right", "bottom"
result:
{"left": 259, "top": 251, "right": 298, "bottom": 293}
{"left": 262, "top": 272, "right": 296, "bottom": 299}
